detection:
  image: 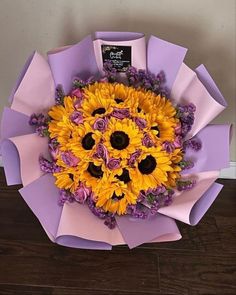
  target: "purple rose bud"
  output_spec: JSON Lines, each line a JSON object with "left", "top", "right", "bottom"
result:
{"left": 71, "top": 88, "right": 83, "bottom": 99}
{"left": 134, "top": 117, "right": 147, "bottom": 129}
{"left": 162, "top": 141, "right": 175, "bottom": 153}
{"left": 107, "top": 158, "right": 121, "bottom": 170}
{"left": 173, "top": 135, "right": 183, "bottom": 148}
{"left": 175, "top": 123, "right": 182, "bottom": 135}
{"left": 142, "top": 133, "right": 154, "bottom": 147}
{"left": 111, "top": 108, "right": 130, "bottom": 119}
{"left": 48, "top": 141, "right": 59, "bottom": 160}
{"left": 128, "top": 150, "right": 141, "bottom": 167}
{"left": 99, "top": 77, "right": 109, "bottom": 83}
{"left": 94, "top": 143, "right": 109, "bottom": 164}
{"left": 93, "top": 117, "right": 108, "bottom": 132}
{"left": 74, "top": 183, "right": 91, "bottom": 203}
{"left": 70, "top": 111, "right": 83, "bottom": 125}
{"left": 61, "top": 151, "right": 80, "bottom": 167}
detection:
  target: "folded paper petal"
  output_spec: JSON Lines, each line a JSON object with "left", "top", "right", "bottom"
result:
{"left": 8, "top": 52, "right": 35, "bottom": 104}
{"left": 116, "top": 213, "right": 181, "bottom": 249}
{"left": 93, "top": 32, "right": 146, "bottom": 74}
{"left": 19, "top": 174, "right": 63, "bottom": 238}
{"left": 94, "top": 31, "right": 144, "bottom": 41}
{"left": 11, "top": 52, "right": 55, "bottom": 116}
{"left": 189, "top": 182, "right": 223, "bottom": 225}
{"left": 1, "top": 139, "right": 21, "bottom": 185}
{"left": 19, "top": 174, "right": 111, "bottom": 250}
{"left": 56, "top": 235, "right": 112, "bottom": 250}
{"left": 158, "top": 170, "right": 219, "bottom": 224}
{"left": 147, "top": 36, "right": 187, "bottom": 91}
{"left": 48, "top": 35, "right": 99, "bottom": 94}
{"left": 195, "top": 64, "right": 227, "bottom": 108}
{"left": 57, "top": 202, "right": 125, "bottom": 246}
{"left": 171, "top": 63, "right": 226, "bottom": 138}
{"left": 10, "top": 133, "right": 49, "bottom": 186}
{"left": 1, "top": 107, "right": 34, "bottom": 140}
{"left": 182, "top": 124, "right": 231, "bottom": 174}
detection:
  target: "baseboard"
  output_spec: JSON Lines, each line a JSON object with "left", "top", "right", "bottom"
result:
{"left": 0, "top": 156, "right": 235, "bottom": 179}
{"left": 219, "top": 161, "right": 236, "bottom": 179}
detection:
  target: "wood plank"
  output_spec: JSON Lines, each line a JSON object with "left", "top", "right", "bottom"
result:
{"left": 159, "top": 253, "right": 236, "bottom": 295}
{"left": 0, "top": 240, "right": 160, "bottom": 293}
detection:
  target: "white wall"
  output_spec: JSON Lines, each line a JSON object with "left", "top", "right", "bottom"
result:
{"left": 0, "top": 0, "right": 235, "bottom": 160}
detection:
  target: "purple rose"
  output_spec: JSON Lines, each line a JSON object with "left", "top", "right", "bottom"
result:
{"left": 70, "top": 111, "right": 83, "bottom": 125}
{"left": 134, "top": 117, "right": 147, "bottom": 129}
{"left": 142, "top": 133, "right": 154, "bottom": 147}
{"left": 162, "top": 141, "right": 175, "bottom": 153}
{"left": 93, "top": 117, "right": 108, "bottom": 132}
{"left": 71, "top": 88, "right": 83, "bottom": 99}
{"left": 74, "top": 183, "right": 91, "bottom": 203}
{"left": 61, "top": 151, "right": 80, "bottom": 167}
{"left": 128, "top": 150, "right": 141, "bottom": 167}
{"left": 107, "top": 158, "right": 121, "bottom": 170}
{"left": 94, "top": 143, "right": 109, "bottom": 164}
{"left": 111, "top": 108, "right": 130, "bottom": 119}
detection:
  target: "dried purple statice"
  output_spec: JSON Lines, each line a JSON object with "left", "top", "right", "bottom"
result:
{"left": 176, "top": 179, "right": 196, "bottom": 191}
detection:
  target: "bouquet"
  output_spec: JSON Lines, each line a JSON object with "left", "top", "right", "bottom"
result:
{"left": 0, "top": 32, "right": 231, "bottom": 249}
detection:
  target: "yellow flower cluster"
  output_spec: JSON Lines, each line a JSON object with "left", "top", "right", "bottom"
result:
{"left": 48, "top": 82, "right": 182, "bottom": 215}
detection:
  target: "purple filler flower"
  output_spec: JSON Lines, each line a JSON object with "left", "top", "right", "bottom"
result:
{"left": 93, "top": 117, "right": 108, "bottom": 132}
{"left": 134, "top": 117, "right": 147, "bottom": 129}
{"left": 70, "top": 111, "right": 83, "bottom": 125}
{"left": 94, "top": 143, "right": 109, "bottom": 164}
{"left": 74, "top": 183, "right": 91, "bottom": 204}
{"left": 61, "top": 151, "right": 80, "bottom": 167}
{"left": 107, "top": 158, "right": 121, "bottom": 170}
{"left": 29, "top": 113, "right": 46, "bottom": 126}
{"left": 142, "top": 133, "right": 154, "bottom": 147}
{"left": 111, "top": 108, "right": 130, "bottom": 119}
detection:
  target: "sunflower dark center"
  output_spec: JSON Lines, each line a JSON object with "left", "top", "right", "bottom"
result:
{"left": 112, "top": 192, "right": 125, "bottom": 200}
{"left": 87, "top": 162, "right": 103, "bottom": 178}
{"left": 151, "top": 125, "right": 160, "bottom": 137}
{"left": 115, "top": 168, "right": 131, "bottom": 184}
{"left": 110, "top": 131, "right": 129, "bottom": 150}
{"left": 92, "top": 107, "right": 106, "bottom": 116}
{"left": 115, "top": 98, "right": 123, "bottom": 104}
{"left": 68, "top": 173, "right": 74, "bottom": 180}
{"left": 82, "top": 132, "right": 95, "bottom": 150}
{"left": 137, "top": 107, "right": 142, "bottom": 113}
{"left": 138, "top": 155, "right": 157, "bottom": 174}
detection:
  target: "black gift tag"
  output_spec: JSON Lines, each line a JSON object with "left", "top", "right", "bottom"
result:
{"left": 102, "top": 45, "right": 132, "bottom": 72}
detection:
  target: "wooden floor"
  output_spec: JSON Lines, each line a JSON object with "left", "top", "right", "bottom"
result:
{"left": 0, "top": 168, "right": 235, "bottom": 295}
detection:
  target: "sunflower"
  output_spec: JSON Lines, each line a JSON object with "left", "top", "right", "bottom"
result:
{"left": 129, "top": 147, "right": 173, "bottom": 190}
{"left": 94, "top": 180, "right": 137, "bottom": 215}
{"left": 53, "top": 167, "right": 80, "bottom": 193}
{"left": 48, "top": 96, "right": 77, "bottom": 146}
{"left": 146, "top": 103, "right": 179, "bottom": 143}
{"left": 79, "top": 159, "right": 109, "bottom": 193}
{"left": 165, "top": 148, "right": 183, "bottom": 187}
{"left": 67, "top": 121, "right": 100, "bottom": 160}
{"left": 81, "top": 83, "right": 114, "bottom": 119}
{"left": 103, "top": 117, "right": 143, "bottom": 159}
